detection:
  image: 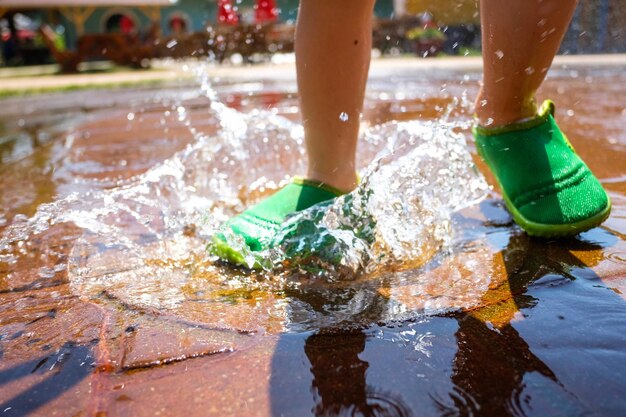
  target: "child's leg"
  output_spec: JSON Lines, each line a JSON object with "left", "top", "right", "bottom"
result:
{"left": 473, "top": 0, "right": 610, "bottom": 237}
{"left": 297, "top": 0, "right": 376, "bottom": 192}
{"left": 210, "top": 0, "right": 376, "bottom": 264}
{"left": 475, "top": 0, "right": 577, "bottom": 127}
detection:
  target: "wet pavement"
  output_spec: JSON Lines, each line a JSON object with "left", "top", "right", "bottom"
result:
{"left": 1, "top": 61, "right": 626, "bottom": 416}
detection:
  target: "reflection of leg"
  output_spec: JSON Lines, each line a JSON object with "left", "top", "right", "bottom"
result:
{"left": 446, "top": 228, "right": 605, "bottom": 415}
{"left": 304, "top": 331, "right": 370, "bottom": 416}
{"left": 447, "top": 236, "right": 557, "bottom": 415}
{"left": 297, "top": 0, "right": 375, "bottom": 192}
{"left": 446, "top": 316, "right": 557, "bottom": 416}
{"left": 475, "top": 0, "right": 577, "bottom": 127}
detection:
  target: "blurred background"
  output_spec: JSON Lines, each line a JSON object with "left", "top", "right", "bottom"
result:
{"left": 0, "top": 0, "right": 624, "bottom": 72}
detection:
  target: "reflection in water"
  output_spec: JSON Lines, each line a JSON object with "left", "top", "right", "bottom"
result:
{"left": 0, "top": 67, "right": 625, "bottom": 416}
{"left": 306, "top": 332, "right": 372, "bottom": 416}
{"left": 270, "top": 230, "right": 615, "bottom": 417}
{"left": 305, "top": 331, "right": 410, "bottom": 417}
{"left": 271, "top": 275, "right": 413, "bottom": 417}
{"left": 441, "top": 233, "right": 606, "bottom": 417}
{"left": 0, "top": 123, "right": 59, "bottom": 219}
{"left": 445, "top": 316, "right": 557, "bottom": 416}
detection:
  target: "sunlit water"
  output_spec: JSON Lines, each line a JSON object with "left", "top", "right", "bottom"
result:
{"left": 2, "top": 61, "right": 626, "bottom": 417}
{"left": 0, "top": 66, "right": 494, "bottom": 333}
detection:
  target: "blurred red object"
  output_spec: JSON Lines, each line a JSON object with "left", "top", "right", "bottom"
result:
{"left": 6, "top": 29, "right": 36, "bottom": 41}
{"left": 120, "top": 15, "right": 135, "bottom": 35}
{"left": 218, "top": 0, "right": 239, "bottom": 25}
{"left": 20, "top": 29, "right": 36, "bottom": 40}
{"left": 255, "top": 0, "right": 278, "bottom": 24}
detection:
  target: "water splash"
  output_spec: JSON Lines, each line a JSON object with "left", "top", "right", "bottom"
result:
{"left": 0, "top": 70, "right": 492, "bottom": 332}
{"left": 269, "top": 121, "right": 488, "bottom": 278}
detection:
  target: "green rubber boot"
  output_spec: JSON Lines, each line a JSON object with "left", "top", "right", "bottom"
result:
{"left": 210, "top": 177, "right": 345, "bottom": 267}
{"left": 473, "top": 100, "right": 611, "bottom": 237}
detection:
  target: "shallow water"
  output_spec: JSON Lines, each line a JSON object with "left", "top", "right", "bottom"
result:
{"left": 1, "top": 63, "right": 626, "bottom": 416}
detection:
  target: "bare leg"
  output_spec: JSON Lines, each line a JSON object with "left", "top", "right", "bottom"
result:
{"left": 296, "top": 0, "right": 375, "bottom": 192}
{"left": 475, "top": 0, "right": 578, "bottom": 127}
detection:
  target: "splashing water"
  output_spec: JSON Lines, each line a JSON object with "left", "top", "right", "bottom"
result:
{"left": 221, "top": 120, "right": 488, "bottom": 279}
{"left": 0, "top": 68, "right": 492, "bottom": 332}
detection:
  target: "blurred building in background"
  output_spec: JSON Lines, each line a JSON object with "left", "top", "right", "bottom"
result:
{"left": 0, "top": 0, "right": 394, "bottom": 48}
{"left": 0, "top": 0, "right": 624, "bottom": 68}
{"left": 400, "top": 0, "right": 479, "bottom": 24}
{"left": 562, "top": 0, "right": 626, "bottom": 54}
{"left": 400, "top": 0, "right": 625, "bottom": 54}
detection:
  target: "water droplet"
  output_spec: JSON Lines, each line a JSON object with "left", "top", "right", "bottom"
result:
{"left": 495, "top": 50, "right": 504, "bottom": 59}
{"left": 127, "top": 113, "right": 135, "bottom": 121}
{"left": 566, "top": 109, "right": 575, "bottom": 117}
{"left": 339, "top": 112, "right": 349, "bottom": 122}
{"left": 524, "top": 66, "right": 535, "bottom": 75}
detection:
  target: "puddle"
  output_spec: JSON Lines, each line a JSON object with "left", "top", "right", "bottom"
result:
{"left": 1, "top": 63, "right": 626, "bottom": 416}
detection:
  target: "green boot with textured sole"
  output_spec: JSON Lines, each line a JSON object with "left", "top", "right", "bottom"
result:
{"left": 210, "top": 177, "right": 344, "bottom": 267}
{"left": 473, "top": 100, "right": 611, "bottom": 237}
